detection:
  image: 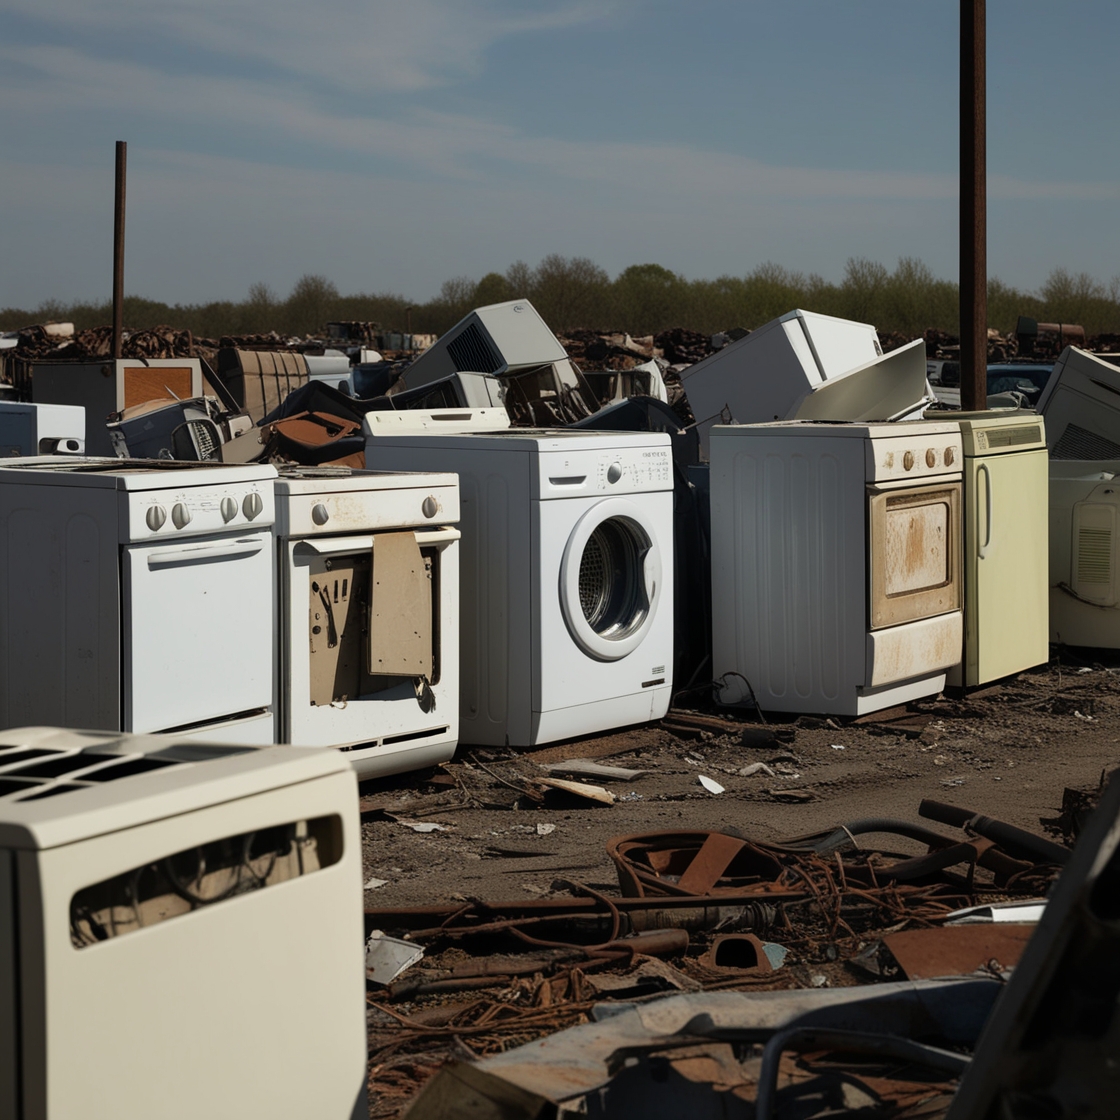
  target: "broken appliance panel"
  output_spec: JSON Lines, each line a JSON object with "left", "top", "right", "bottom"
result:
{"left": 0, "top": 402, "right": 85, "bottom": 457}
{"left": 273, "top": 465, "right": 460, "bottom": 779}
{"left": 1037, "top": 346, "right": 1120, "bottom": 460}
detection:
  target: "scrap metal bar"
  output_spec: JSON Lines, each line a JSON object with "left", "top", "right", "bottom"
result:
{"left": 112, "top": 140, "right": 127, "bottom": 361}
{"left": 959, "top": 0, "right": 987, "bottom": 411}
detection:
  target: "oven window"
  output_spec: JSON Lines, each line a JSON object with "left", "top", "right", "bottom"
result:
{"left": 869, "top": 483, "right": 962, "bottom": 629}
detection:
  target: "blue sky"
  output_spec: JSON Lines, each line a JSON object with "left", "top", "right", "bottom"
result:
{"left": 2, "top": 0, "right": 1118, "bottom": 308}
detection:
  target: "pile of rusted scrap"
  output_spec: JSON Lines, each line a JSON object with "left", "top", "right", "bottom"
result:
{"left": 362, "top": 795, "right": 1074, "bottom": 1118}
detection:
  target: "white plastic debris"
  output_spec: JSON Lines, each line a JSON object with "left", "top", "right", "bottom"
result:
{"left": 365, "top": 930, "right": 424, "bottom": 985}
{"left": 698, "top": 775, "right": 725, "bottom": 794}
{"left": 364, "top": 876, "right": 389, "bottom": 891}
{"left": 739, "top": 762, "right": 776, "bottom": 778}
{"left": 536, "top": 822, "right": 556, "bottom": 836}
{"left": 398, "top": 820, "right": 448, "bottom": 833}
{"left": 831, "top": 744, "right": 846, "bottom": 751}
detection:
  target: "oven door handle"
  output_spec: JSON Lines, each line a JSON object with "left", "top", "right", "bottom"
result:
{"left": 146, "top": 539, "right": 265, "bottom": 568}
{"left": 294, "top": 527, "right": 461, "bottom": 555}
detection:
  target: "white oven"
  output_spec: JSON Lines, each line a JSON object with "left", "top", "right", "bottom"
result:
{"left": 710, "top": 420, "right": 963, "bottom": 716}
{"left": 273, "top": 466, "right": 460, "bottom": 778}
{"left": 0, "top": 458, "right": 277, "bottom": 742}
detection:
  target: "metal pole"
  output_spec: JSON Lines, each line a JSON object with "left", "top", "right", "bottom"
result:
{"left": 112, "top": 141, "right": 127, "bottom": 361}
{"left": 959, "top": 0, "right": 986, "bottom": 411}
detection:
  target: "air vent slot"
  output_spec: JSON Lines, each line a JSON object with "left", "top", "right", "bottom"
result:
{"left": 446, "top": 323, "right": 502, "bottom": 374}
{"left": 1073, "top": 500, "right": 1119, "bottom": 605}
{"left": 1052, "top": 423, "right": 1120, "bottom": 461}
{"left": 1077, "top": 529, "right": 1112, "bottom": 583}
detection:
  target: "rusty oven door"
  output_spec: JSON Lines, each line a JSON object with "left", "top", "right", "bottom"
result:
{"left": 868, "top": 481, "right": 962, "bottom": 629}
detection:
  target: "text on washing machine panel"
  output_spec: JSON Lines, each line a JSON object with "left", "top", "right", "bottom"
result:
{"left": 596, "top": 451, "right": 672, "bottom": 490}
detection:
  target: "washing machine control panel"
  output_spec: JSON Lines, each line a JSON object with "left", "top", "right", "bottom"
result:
{"left": 596, "top": 450, "right": 672, "bottom": 491}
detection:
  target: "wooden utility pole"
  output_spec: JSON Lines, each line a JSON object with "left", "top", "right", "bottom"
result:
{"left": 112, "top": 141, "right": 127, "bottom": 360}
{"left": 960, "top": 0, "right": 987, "bottom": 411}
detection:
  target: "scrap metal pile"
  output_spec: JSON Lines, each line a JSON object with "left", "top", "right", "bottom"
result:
{"left": 361, "top": 768, "right": 1073, "bottom": 1119}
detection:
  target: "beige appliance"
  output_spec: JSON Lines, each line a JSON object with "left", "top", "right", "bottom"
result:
{"left": 1049, "top": 460, "right": 1120, "bottom": 647}
{"left": 710, "top": 420, "right": 964, "bottom": 716}
{"left": 273, "top": 466, "right": 461, "bottom": 778}
{"left": 943, "top": 411, "right": 1050, "bottom": 685}
{"left": 0, "top": 727, "right": 367, "bottom": 1120}
{"left": 30, "top": 359, "right": 204, "bottom": 456}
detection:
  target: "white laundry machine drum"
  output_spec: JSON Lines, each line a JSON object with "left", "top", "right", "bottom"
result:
{"left": 560, "top": 497, "right": 663, "bottom": 661}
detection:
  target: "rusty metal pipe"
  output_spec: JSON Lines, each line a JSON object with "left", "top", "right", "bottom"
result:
{"left": 112, "top": 141, "right": 127, "bottom": 361}
{"left": 959, "top": 0, "right": 987, "bottom": 411}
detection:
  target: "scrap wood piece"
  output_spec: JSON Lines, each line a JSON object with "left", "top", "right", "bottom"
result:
{"left": 766, "top": 788, "right": 816, "bottom": 803}
{"left": 536, "top": 777, "right": 616, "bottom": 805}
{"left": 881, "top": 923, "right": 1035, "bottom": 980}
{"left": 541, "top": 758, "right": 647, "bottom": 782}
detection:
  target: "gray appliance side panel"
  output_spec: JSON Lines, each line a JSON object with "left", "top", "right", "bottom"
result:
{"left": 0, "top": 486, "right": 121, "bottom": 730}
{"left": 711, "top": 437, "right": 865, "bottom": 712}
{"left": 28, "top": 363, "right": 115, "bottom": 457}
{"left": 16, "top": 849, "right": 45, "bottom": 1120}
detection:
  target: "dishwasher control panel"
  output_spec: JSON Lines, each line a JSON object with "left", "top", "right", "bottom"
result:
{"left": 123, "top": 482, "right": 276, "bottom": 541}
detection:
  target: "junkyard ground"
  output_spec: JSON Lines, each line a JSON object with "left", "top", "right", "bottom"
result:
{"left": 359, "top": 649, "right": 1120, "bottom": 908}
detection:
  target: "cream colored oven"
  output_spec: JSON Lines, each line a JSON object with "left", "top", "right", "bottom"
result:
{"left": 711, "top": 419, "right": 963, "bottom": 717}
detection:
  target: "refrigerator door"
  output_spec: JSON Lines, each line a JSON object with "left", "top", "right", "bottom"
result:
{"left": 964, "top": 448, "right": 1049, "bottom": 684}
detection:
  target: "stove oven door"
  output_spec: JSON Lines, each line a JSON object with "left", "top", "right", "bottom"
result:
{"left": 122, "top": 531, "right": 274, "bottom": 733}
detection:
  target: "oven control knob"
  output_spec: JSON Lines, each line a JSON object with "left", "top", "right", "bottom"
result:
{"left": 243, "top": 492, "right": 264, "bottom": 521}
{"left": 145, "top": 504, "right": 167, "bottom": 532}
{"left": 220, "top": 496, "right": 238, "bottom": 522}
{"left": 903, "top": 451, "right": 915, "bottom": 471}
{"left": 944, "top": 446, "right": 955, "bottom": 466}
{"left": 607, "top": 462, "right": 623, "bottom": 484}
{"left": 925, "top": 448, "right": 937, "bottom": 468}
{"left": 172, "top": 503, "right": 192, "bottom": 529}
{"left": 311, "top": 502, "right": 330, "bottom": 526}
{"left": 422, "top": 496, "right": 438, "bottom": 519}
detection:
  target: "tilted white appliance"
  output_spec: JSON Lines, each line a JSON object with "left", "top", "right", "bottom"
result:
{"left": 364, "top": 431, "right": 675, "bottom": 746}
{"left": 1049, "top": 460, "right": 1120, "bottom": 647}
{"left": 399, "top": 299, "right": 567, "bottom": 390}
{"left": 681, "top": 310, "right": 933, "bottom": 456}
{"left": 305, "top": 351, "right": 354, "bottom": 395}
{"left": 30, "top": 359, "right": 204, "bottom": 456}
{"left": 273, "top": 465, "right": 461, "bottom": 778}
{"left": 0, "top": 403, "right": 85, "bottom": 457}
{"left": 1037, "top": 346, "right": 1120, "bottom": 460}
{"left": 388, "top": 371, "right": 508, "bottom": 411}
{"left": 0, "top": 458, "right": 277, "bottom": 744}
{"left": 362, "top": 407, "right": 512, "bottom": 441}
{"left": 0, "top": 727, "right": 366, "bottom": 1120}
{"left": 710, "top": 420, "right": 964, "bottom": 716}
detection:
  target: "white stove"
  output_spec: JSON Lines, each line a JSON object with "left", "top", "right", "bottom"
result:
{"left": 0, "top": 457, "right": 277, "bottom": 742}
{"left": 272, "top": 465, "right": 461, "bottom": 778}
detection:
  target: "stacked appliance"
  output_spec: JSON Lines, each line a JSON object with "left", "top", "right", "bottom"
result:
{"left": 681, "top": 310, "right": 934, "bottom": 456}
{"left": 1036, "top": 346, "right": 1120, "bottom": 460}
{"left": 272, "top": 465, "right": 461, "bottom": 778}
{"left": 388, "top": 370, "right": 508, "bottom": 411}
{"left": 29, "top": 358, "right": 204, "bottom": 456}
{"left": 0, "top": 727, "right": 366, "bottom": 1120}
{"left": 0, "top": 402, "right": 85, "bottom": 457}
{"left": 941, "top": 411, "right": 1050, "bottom": 686}
{"left": 362, "top": 407, "right": 512, "bottom": 440}
{"left": 364, "top": 430, "right": 675, "bottom": 746}
{"left": 710, "top": 420, "right": 964, "bottom": 716}
{"left": 0, "top": 458, "right": 277, "bottom": 743}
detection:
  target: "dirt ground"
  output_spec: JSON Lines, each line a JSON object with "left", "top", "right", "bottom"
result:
{"left": 358, "top": 651, "right": 1120, "bottom": 909}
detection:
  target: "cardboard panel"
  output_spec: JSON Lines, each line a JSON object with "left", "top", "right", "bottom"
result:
{"left": 309, "top": 558, "right": 368, "bottom": 707}
{"left": 123, "top": 366, "right": 194, "bottom": 409}
{"left": 369, "top": 532, "right": 433, "bottom": 678}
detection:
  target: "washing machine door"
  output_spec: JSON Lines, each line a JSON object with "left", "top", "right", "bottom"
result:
{"left": 559, "top": 497, "right": 664, "bottom": 661}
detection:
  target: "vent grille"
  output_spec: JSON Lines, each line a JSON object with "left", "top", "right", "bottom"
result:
{"left": 446, "top": 323, "right": 502, "bottom": 374}
{"left": 1077, "top": 527, "right": 1113, "bottom": 584}
{"left": 1052, "top": 423, "right": 1120, "bottom": 461}
{"left": 0, "top": 742, "right": 253, "bottom": 803}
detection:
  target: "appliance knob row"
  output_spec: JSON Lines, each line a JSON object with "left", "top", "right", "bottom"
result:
{"left": 145, "top": 504, "right": 167, "bottom": 532}
{"left": 172, "top": 503, "right": 192, "bottom": 530}
{"left": 311, "top": 502, "right": 330, "bottom": 526}
{"left": 243, "top": 492, "right": 264, "bottom": 521}
{"left": 220, "top": 496, "right": 238, "bottom": 523}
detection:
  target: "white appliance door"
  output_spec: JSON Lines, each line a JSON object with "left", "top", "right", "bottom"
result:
{"left": 123, "top": 533, "right": 274, "bottom": 732}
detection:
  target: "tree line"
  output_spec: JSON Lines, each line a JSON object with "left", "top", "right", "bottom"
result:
{"left": 3, "top": 256, "right": 1119, "bottom": 341}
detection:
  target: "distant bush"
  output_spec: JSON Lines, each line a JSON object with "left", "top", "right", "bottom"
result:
{"left": 4, "top": 257, "right": 1120, "bottom": 339}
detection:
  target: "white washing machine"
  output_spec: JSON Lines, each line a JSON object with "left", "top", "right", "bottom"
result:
{"left": 364, "top": 431, "right": 675, "bottom": 746}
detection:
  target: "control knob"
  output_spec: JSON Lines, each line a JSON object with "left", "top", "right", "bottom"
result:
{"left": 902, "top": 451, "right": 915, "bottom": 471}
{"left": 944, "top": 446, "right": 956, "bottom": 466}
{"left": 607, "top": 463, "right": 623, "bottom": 484}
{"left": 220, "top": 496, "right": 238, "bottom": 522}
{"left": 171, "top": 503, "right": 192, "bottom": 529}
{"left": 311, "top": 502, "right": 330, "bottom": 526}
{"left": 422, "top": 496, "right": 438, "bottom": 519}
{"left": 243, "top": 492, "right": 264, "bottom": 521}
{"left": 925, "top": 448, "right": 937, "bottom": 468}
{"left": 145, "top": 504, "right": 167, "bottom": 532}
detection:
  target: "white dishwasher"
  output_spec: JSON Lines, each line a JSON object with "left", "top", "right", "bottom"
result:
{"left": 0, "top": 458, "right": 278, "bottom": 742}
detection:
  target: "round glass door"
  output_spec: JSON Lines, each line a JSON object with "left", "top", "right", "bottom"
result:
{"left": 560, "top": 498, "right": 663, "bottom": 661}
